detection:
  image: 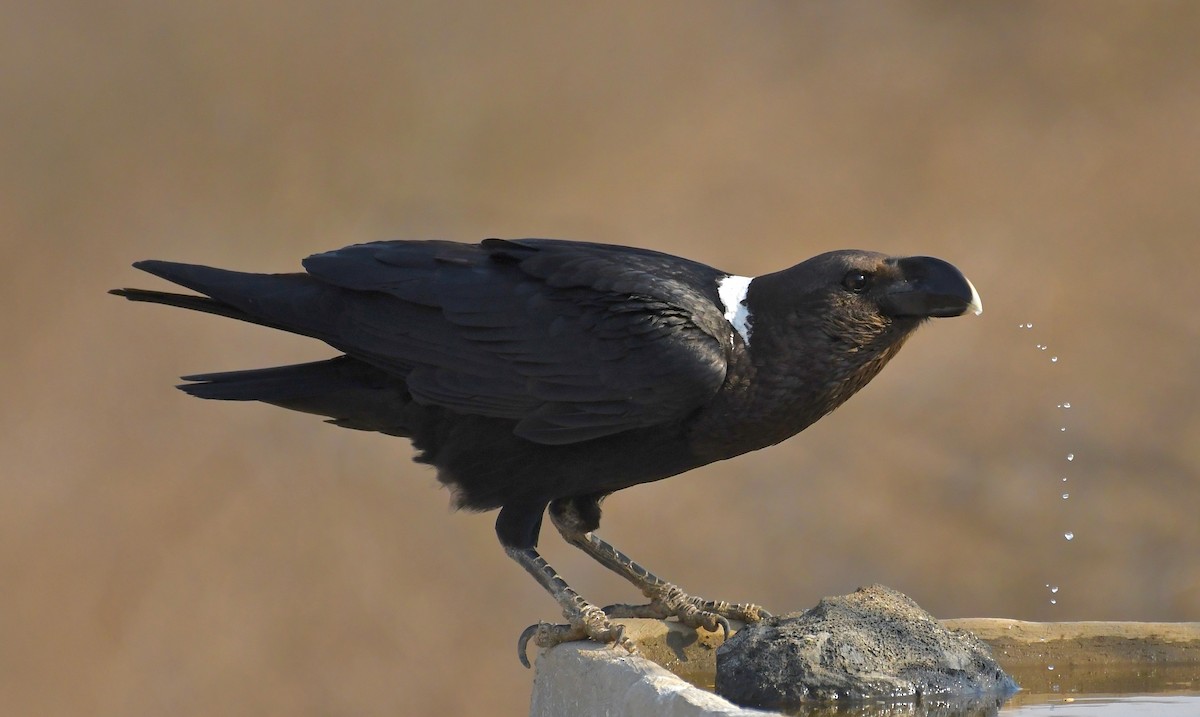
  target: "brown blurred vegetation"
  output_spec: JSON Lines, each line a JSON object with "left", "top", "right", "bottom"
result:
{"left": 3, "top": 2, "right": 1198, "bottom": 715}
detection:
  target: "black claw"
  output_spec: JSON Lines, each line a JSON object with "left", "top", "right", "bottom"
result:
{"left": 517, "top": 623, "right": 542, "bottom": 669}
{"left": 715, "top": 615, "right": 731, "bottom": 640}
{"left": 517, "top": 618, "right": 635, "bottom": 667}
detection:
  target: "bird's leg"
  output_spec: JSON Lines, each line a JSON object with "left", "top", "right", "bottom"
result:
{"left": 549, "top": 497, "right": 771, "bottom": 637}
{"left": 498, "top": 503, "right": 637, "bottom": 668}
{"left": 506, "top": 545, "right": 637, "bottom": 668}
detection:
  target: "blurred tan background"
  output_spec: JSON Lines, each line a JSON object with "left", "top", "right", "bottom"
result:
{"left": 4, "top": 1, "right": 1199, "bottom": 715}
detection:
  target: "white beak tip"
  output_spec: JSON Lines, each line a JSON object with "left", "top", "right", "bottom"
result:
{"left": 967, "top": 279, "right": 983, "bottom": 316}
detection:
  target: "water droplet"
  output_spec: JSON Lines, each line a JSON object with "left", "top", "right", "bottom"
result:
{"left": 1036, "top": 343, "right": 1046, "bottom": 350}
{"left": 1066, "top": 453, "right": 1074, "bottom": 461}
{"left": 1050, "top": 599, "right": 1057, "bottom": 605}
{"left": 1062, "top": 493, "right": 1069, "bottom": 500}
{"left": 1064, "top": 532, "right": 1075, "bottom": 541}
{"left": 1062, "top": 402, "right": 1071, "bottom": 409}
{"left": 1061, "top": 477, "right": 1068, "bottom": 483}
{"left": 1051, "top": 356, "right": 1059, "bottom": 363}
{"left": 1051, "top": 586, "right": 1059, "bottom": 593}
{"left": 1047, "top": 665, "right": 1056, "bottom": 671}
{"left": 1060, "top": 427, "right": 1067, "bottom": 432}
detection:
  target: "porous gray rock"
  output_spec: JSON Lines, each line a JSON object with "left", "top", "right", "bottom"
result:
{"left": 715, "top": 585, "right": 1018, "bottom": 711}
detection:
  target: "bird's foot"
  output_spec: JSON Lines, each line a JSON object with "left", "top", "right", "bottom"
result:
{"left": 602, "top": 585, "right": 771, "bottom": 637}
{"left": 517, "top": 601, "right": 637, "bottom": 668}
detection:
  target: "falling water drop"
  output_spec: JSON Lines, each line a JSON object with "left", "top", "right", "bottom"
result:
{"left": 1062, "top": 493, "right": 1070, "bottom": 500}
{"left": 1066, "top": 453, "right": 1075, "bottom": 461}
{"left": 1062, "top": 402, "right": 1071, "bottom": 409}
{"left": 1051, "top": 586, "right": 1059, "bottom": 593}
{"left": 1060, "top": 427, "right": 1067, "bottom": 432}
{"left": 1064, "top": 532, "right": 1075, "bottom": 541}
{"left": 1051, "top": 356, "right": 1059, "bottom": 363}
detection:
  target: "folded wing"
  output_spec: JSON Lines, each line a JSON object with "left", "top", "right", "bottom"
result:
{"left": 135, "top": 239, "right": 733, "bottom": 445}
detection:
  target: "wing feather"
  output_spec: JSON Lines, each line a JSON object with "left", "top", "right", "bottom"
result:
{"left": 299, "top": 239, "right": 734, "bottom": 443}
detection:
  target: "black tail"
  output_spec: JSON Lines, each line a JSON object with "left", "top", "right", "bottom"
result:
{"left": 180, "top": 356, "right": 415, "bottom": 436}
{"left": 108, "top": 287, "right": 263, "bottom": 324}
{"left": 113, "top": 261, "right": 415, "bottom": 436}
{"left": 110, "top": 260, "right": 339, "bottom": 341}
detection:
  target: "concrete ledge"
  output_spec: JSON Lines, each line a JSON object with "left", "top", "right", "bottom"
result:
{"left": 529, "top": 618, "right": 1200, "bottom": 717}
{"left": 529, "top": 620, "right": 770, "bottom": 717}
{"left": 943, "top": 619, "right": 1200, "bottom": 666}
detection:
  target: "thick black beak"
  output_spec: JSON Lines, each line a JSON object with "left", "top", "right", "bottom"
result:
{"left": 879, "top": 256, "right": 983, "bottom": 318}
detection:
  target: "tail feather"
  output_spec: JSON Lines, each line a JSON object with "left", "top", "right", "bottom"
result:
{"left": 114, "top": 261, "right": 418, "bottom": 437}
{"left": 180, "top": 356, "right": 414, "bottom": 436}
{"left": 108, "top": 288, "right": 259, "bottom": 324}
{"left": 129, "top": 260, "right": 298, "bottom": 304}
{"left": 111, "top": 260, "right": 338, "bottom": 340}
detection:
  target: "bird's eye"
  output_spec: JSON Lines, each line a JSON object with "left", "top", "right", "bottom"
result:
{"left": 842, "top": 271, "right": 871, "bottom": 293}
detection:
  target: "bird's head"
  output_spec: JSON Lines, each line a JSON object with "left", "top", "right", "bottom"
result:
{"left": 828, "top": 251, "right": 982, "bottom": 322}
{"left": 705, "top": 250, "right": 981, "bottom": 450}
{"left": 745, "top": 250, "right": 981, "bottom": 355}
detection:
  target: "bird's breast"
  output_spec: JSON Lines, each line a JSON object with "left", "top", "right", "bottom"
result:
{"left": 685, "top": 330, "right": 910, "bottom": 464}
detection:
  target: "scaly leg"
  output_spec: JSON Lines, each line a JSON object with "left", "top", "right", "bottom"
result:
{"left": 549, "top": 496, "right": 771, "bottom": 634}
{"left": 507, "top": 545, "right": 636, "bottom": 668}
{"left": 497, "top": 503, "right": 637, "bottom": 668}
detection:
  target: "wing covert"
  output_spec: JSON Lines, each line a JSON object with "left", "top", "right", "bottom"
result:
{"left": 302, "top": 240, "right": 733, "bottom": 444}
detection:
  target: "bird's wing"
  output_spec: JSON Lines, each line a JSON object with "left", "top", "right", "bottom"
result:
{"left": 302, "top": 239, "right": 733, "bottom": 444}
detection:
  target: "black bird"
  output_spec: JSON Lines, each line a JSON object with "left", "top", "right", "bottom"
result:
{"left": 111, "top": 238, "right": 981, "bottom": 666}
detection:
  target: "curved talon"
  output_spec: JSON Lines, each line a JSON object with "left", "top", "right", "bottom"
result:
{"left": 714, "top": 614, "right": 731, "bottom": 640}
{"left": 517, "top": 622, "right": 543, "bottom": 669}
{"left": 689, "top": 598, "right": 772, "bottom": 624}
{"left": 516, "top": 618, "right": 637, "bottom": 668}
{"left": 609, "top": 622, "right": 634, "bottom": 654}
{"left": 689, "top": 609, "right": 728, "bottom": 638}
{"left": 516, "top": 621, "right": 587, "bottom": 668}
{"left": 729, "top": 602, "right": 771, "bottom": 622}
{"left": 741, "top": 605, "right": 771, "bottom": 622}
{"left": 623, "top": 598, "right": 767, "bottom": 639}
{"left": 601, "top": 595, "right": 766, "bottom": 640}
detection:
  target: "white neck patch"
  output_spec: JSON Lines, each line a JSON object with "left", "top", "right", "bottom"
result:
{"left": 717, "top": 274, "right": 754, "bottom": 346}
